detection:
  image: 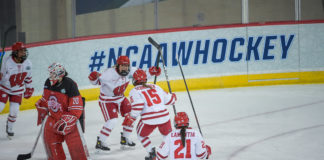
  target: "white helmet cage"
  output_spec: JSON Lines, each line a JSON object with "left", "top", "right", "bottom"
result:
{"left": 48, "top": 63, "right": 66, "bottom": 84}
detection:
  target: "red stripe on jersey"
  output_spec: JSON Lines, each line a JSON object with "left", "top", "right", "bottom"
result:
{"left": 141, "top": 112, "right": 169, "bottom": 121}
{"left": 157, "top": 152, "right": 168, "bottom": 159}
{"left": 132, "top": 103, "right": 144, "bottom": 107}
{"left": 143, "top": 140, "right": 151, "bottom": 148}
{"left": 0, "top": 84, "right": 24, "bottom": 93}
{"left": 141, "top": 137, "right": 149, "bottom": 143}
{"left": 99, "top": 96, "right": 123, "bottom": 102}
{"left": 100, "top": 130, "right": 110, "bottom": 136}
{"left": 141, "top": 109, "right": 167, "bottom": 116}
{"left": 123, "top": 127, "right": 132, "bottom": 133}
{"left": 103, "top": 126, "right": 111, "bottom": 132}
{"left": 196, "top": 151, "right": 207, "bottom": 158}
{"left": 99, "top": 102, "right": 110, "bottom": 121}
{"left": 165, "top": 95, "right": 175, "bottom": 105}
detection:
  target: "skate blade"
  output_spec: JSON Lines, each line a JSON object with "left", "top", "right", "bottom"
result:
{"left": 7, "top": 135, "right": 13, "bottom": 140}
{"left": 95, "top": 149, "right": 110, "bottom": 154}
{"left": 120, "top": 145, "right": 135, "bottom": 150}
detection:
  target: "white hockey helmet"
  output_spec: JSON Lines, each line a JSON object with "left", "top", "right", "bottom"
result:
{"left": 48, "top": 62, "right": 66, "bottom": 86}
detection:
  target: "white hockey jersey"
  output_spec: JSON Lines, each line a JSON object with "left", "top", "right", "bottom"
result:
{"left": 129, "top": 84, "right": 176, "bottom": 125}
{"left": 156, "top": 128, "right": 209, "bottom": 160}
{"left": 89, "top": 66, "right": 151, "bottom": 104}
{"left": 0, "top": 56, "right": 32, "bottom": 95}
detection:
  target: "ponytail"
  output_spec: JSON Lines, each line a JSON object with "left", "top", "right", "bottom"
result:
{"left": 180, "top": 126, "right": 187, "bottom": 147}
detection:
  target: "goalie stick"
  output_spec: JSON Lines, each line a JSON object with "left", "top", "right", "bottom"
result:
{"left": 17, "top": 116, "right": 48, "bottom": 160}
{"left": 148, "top": 37, "right": 176, "bottom": 115}
{"left": 79, "top": 97, "right": 86, "bottom": 133}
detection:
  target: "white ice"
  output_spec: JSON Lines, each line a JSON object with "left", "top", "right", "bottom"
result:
{"left": 1, "top": 84, "right": 324, "bottom": 160}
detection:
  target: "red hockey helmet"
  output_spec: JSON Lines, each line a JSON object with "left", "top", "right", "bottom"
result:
{"left": 174, "top": 112, "right": 189, "bottom": 128}
{"left": 117, "top": 56, "right": 130, "bottom": 65}
{"left": 12, "top": 42, "right": 26, "bottom": 51}
{"left": 132, "top": 69, "right": 147, "bottom": 85}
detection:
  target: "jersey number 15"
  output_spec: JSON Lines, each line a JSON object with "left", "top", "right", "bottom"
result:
{"left": 141, "top": 89, "right": 161, "bottom": 107}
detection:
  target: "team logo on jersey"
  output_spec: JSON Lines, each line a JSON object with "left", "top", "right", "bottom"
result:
{"left": 48, "top": 96, "right": 62, "bottom": 112}
{"left": 72, "top": 97, "right": 79, "bottom": 104}
{"left": 61, "top": 89, "right": 66, "bottom": 94}
{"left": 26, "top": 66, "right": 31, "bottom": 70}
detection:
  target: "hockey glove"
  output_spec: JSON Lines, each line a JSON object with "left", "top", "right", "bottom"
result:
{"left": 149, "top": 66, "right": 161, "bottom": 76}
{"left": 122, "top": 113, "right": 136, "bottom": 127}
{"left": 54, "top": 115, "right": 78, "bottom": 135}
{"left": 88, "top": 71, "right": 101, "bottom": 81}
{"left": 24, "top": 88, "right": 34, "bottom": 99}
{"left": 206, "top": 145, "right": 212, "bottom": 159}
{"left": 35, "top": 98, "right": 48, "bottom": 126}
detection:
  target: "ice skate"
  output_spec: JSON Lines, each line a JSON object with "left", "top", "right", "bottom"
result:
{"left": 95, "top": 136, "right": 110, "bottom": 152}
{"left": 120, "top": 132, "right": 136, "bottom": 149}
{"left": 144, "top": 147, "right": 156, "bottom": 160}
{"left": 6, "top": 121, "right": 14, "bottom": 139}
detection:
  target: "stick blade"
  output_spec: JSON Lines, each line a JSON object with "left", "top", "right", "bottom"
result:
{"left": 148, "top": 37, "right": 161, "bottom": 49}
{"left": 17, "top": 153, "right": 32, "bottom": 160}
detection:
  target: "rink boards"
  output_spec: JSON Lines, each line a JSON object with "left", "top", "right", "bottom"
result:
{"left": 1, "top": 20, "right": 324, "bottom": 113}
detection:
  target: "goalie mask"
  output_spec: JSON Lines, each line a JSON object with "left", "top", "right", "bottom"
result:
{"left": 132, "top": 69, "right": 147, "bottom": 86}
{"left": 116, "top": 56, "right": 130, "bottom": 76}
{"left": 11, "top": 42, "right": 28, "bottom": 62}
{"left": 48, "top": 63, "right": 66, "bottom": 86}
{"left": 174, "top": 112, "right": 189, "bottom": 128}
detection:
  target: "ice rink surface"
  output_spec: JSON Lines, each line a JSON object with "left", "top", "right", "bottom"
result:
{"left": 1, "top": 84, "right": 324, "bottom": 160}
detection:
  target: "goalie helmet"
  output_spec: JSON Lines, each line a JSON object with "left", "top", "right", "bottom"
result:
{"left": 116, "top": 55, "right": 130, "bottom": 76}
{"left": 174, "top": 112, "right": 189, "bottom": 128}
{"left": 48, "top": 63, "right": 66, "bottom": 86}
{"left": 132, "top": 69, "right": 147, "bottom": 85}
{"left": 11, "top": 42, "right": 28, "bottom": 62}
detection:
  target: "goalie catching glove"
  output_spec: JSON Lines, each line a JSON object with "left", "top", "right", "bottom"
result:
{"left": 122, "top": 113, "right": 136, "bottom": 127}
{"left": 53, "top": 115, "right": 78, "bottom": 135}
{"left": 149, "top": 66, "right": 161, "bottom": 76}
{"left": 24, "top": 88, "right": 34, "bottom": 99}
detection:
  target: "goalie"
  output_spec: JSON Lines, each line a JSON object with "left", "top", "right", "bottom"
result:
{"left": 35, "top": 63, "right": 87, "bottom": 160}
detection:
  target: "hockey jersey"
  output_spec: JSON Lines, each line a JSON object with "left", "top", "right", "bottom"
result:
{"left": 0, "top": 56, "right": 32, "bottom": 95}
{"left": 39, "top": 77, "right": 84, "bottom": 121}
{"left": 156, "top": 128, "right": 209, "bottom": 160}
{"left": 90, "top": 67, "right": 151, "bottom": 104}
{"left": 129, "top": 84, "right": 176, "bottom": 125}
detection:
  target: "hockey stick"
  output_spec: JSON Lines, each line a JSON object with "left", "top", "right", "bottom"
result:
{"left": 175, "top": 53, "right": 203, "bottom": 136}
{"left": 79, "top": 97, "right": 86, "bottom": 133}
{"left": 148, "top": 37, "right": 176, "bottom": 115}
{"left": 1, "top": 25, "right": 16, "bottom": 71}
{"left": 17, "top": 116, "right": 48, "bottom": 160}
{"left": 148, "top": 37, "right": 161, "bottom": 84}
{"left": 76, "top": 120, "right": 91, "bottom": 159}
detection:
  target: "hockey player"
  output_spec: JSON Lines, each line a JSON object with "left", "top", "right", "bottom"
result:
{"left": 156, "top": 112, "right": 212, "bottom": 160}
{"left": 0, "top": 42, "right": 34, "bottom": 138}
{"left": 88, "top": 55, "right": 161, "bottom": 151}
{"left": 35, "top": 63, "right": 88, "bottom": 160}
{"left": 122, "top": 69, "right": 177, "bottom": 160}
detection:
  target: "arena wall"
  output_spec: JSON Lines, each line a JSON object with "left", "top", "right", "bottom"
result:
{"left": 1, "top": 20, "right": 324, "bottom": 113}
